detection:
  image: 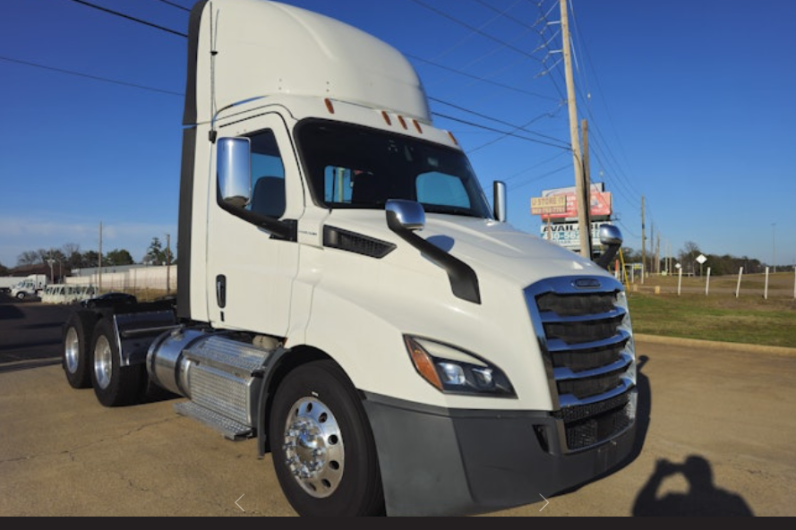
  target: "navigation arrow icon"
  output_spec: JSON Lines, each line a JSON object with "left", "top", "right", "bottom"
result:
{"left": 539, "top": 493, "right": 549, "bottom": 512}
{"left": 236, "top": 494, "right": 246, "bottom": 512}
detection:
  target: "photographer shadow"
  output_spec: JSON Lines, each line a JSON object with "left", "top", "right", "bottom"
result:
{"left": 633, "top": 455, "right": 754, "bottom": 516}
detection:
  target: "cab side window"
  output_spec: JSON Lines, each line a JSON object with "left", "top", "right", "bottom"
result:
{"left": 247, "top": 130, "right": 286, "bottom": 219}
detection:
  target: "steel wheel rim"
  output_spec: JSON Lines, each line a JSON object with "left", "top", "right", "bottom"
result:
{"left": 93, "top": 335, "right": 112, "bottom": 389}
{"left": 282, "top": 396, "right": 345, "bottom": 498}
{"left": 64, "top": 327, "right": 79, "bottom": 374}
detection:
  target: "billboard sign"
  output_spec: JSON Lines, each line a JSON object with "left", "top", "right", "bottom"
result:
{"left": 539, "top": 184, "right": 612, "bottom": 220}
{"left": 540, "top": 222, "right": 606, "bottom": 250}
{"left": 530, "top": 195, "right": 567, "bottom": 215}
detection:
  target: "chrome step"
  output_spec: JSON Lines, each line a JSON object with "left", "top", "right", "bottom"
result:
{"left": 174, "top": 400, "right": 253, "bottom": 441}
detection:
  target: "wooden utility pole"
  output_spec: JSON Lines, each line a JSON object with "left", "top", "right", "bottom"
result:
{"left": 166, "top": 233, "right": 172, "bottom": 295}
{"left": 641, "top": 196, "right": 646, "bottom": 282}
{"left": 98, "top": 221, "right": 103, "bottom": 292}
{"left": 650, "top": 223, "right": 655, "bottom": 274}
{"left": 656, "top": 233, "right": 661, "bottom": 275}
{"left": 581, "top": 118, "right": 592, "bottom": 255}
{"left": 560, "top": 0, "right": 590, "bottom": 258}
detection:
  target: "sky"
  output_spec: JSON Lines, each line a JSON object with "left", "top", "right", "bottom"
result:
{"left": 1, "top": 0, "right": 795, "bottom": 270}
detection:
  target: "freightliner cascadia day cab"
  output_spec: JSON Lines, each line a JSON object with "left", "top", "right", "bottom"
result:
{"left": 61, "top": 0, "right": 638, "bottom": 517}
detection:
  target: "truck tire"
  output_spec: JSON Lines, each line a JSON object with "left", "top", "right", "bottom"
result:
{"left": 62, "top": 310, "right": 98, "bottom": 389}
{"left": 90, "top": 318, "right": 143, "bottom": 407}
{"left": 15, "top": 292, "right": 25, "bottom": 300}
{"left": 269, "top": 360, "right": 385, "bottom": 516}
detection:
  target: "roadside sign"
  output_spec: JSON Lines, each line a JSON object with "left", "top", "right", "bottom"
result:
{"left": 540, "top": 222, "right": 605, "bottom": 250}
{"left": 531, "top": 196, "right": 567, "bottom": 215}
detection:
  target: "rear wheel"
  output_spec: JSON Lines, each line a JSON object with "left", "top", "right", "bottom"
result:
{"left": 62, "top": 311, "right": 98, "bottom": 389}
{"left": 90, "top": 318, "right": 143, "bottom": 407}
{"left": 269, "top": 360, "right": 384, "bottom": 516}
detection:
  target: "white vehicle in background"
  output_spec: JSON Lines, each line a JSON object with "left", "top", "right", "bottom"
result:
{"left": 41, "top": 285, "right": 98, "bottom": 304}
{"left": 10, "top": 274, "right": 48, "bottom": 300}
{"left": 0, "top": 276, "right": 21, "bottom": 293}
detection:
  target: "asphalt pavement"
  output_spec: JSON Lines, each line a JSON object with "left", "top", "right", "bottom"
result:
{"left": 2, "top": 294, "right": 796, "bottom": 517}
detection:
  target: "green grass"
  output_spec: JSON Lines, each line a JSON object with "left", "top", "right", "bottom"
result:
{"left": 627, "top": 291, "right": 796, "bottom": 348}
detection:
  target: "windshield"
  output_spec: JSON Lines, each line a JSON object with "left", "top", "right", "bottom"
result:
{"left": 297, "top": 119, "right": 493, "bottom": 219}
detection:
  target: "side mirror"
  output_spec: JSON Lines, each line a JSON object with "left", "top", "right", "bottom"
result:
{"left": 385, "top": 199, "right": 425, "bottom": 231}
{"left": 217, "top": 137, "right": 251, "bottom": 208}
{"left": 595, "top": 224, "right": 622, "bottom": 269}
{"left": 493, "top": 181, "right": 507, "bottom": 222}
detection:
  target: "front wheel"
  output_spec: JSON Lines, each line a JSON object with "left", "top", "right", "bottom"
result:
{"left": 15, "top": 292, "right": 25, "bottom": 300}
{"left": 269, "top": 360, "right": 385, "bottom": 516}
{"left": 90, "top": 318, "right": 143, "bottom": 407}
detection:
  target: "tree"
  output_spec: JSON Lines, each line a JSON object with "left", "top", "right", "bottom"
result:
{"left": 104, "top": 249, "right": 134, "bottom": 266}
{"left": 0, "top": 262, "right": 9, "bottom": 275}
{"left": 143, "top": 237, "right": 174, "bottom": 265}
{"left": 621, "top": 247, "right": 642, "bottom": 263}
{"left": 679, "top": 241, "right": 702, "bottom": 276}
{"left": 61, "top": 243, "right": 84, "bottom": 271}
{"left": 82, "top": 250, "right": 99, "bottom": 269}
{"left": 17, "top": 250, "right": 41, "bottom": 266}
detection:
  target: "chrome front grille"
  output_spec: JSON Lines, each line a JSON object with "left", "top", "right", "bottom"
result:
{"left": 525, "top": 275, "right": 636, "bottom": 452}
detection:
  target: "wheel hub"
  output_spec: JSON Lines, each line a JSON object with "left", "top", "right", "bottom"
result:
{"left": 94, "top": 335, "right": 112, "bottom": 390}
{"left": 64, "top": 327, "right": 79, "bottom": 373}
{"left": 282, "top": 397, "right": 344, "bottom": 498}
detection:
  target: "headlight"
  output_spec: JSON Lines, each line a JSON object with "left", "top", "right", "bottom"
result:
{"left": 404, "top": 336, "right": 515, "bottom": 397}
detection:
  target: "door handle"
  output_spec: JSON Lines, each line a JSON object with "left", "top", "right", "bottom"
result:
{"left": 216, "top": 274, "right": 226, "bottom": 308}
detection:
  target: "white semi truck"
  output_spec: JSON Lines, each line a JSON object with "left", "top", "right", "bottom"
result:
{"left": 10, "top": 274, "right": 48, "bottom": 299}
{"left": 61, "top": 0, "right": 637, "bottom": 517}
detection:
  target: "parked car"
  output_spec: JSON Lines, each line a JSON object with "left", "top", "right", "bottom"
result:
{"left": 79, "top": 292, "right": 138, "bottom": 308}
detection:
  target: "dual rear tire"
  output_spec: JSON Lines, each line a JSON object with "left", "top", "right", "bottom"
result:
{"left": 61, "top": 312, "right": 143, "bottom": 406}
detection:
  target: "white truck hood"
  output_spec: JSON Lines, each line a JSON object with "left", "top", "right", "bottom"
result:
{"left": 323, "top": 210, "right": 611, "bottom": 290}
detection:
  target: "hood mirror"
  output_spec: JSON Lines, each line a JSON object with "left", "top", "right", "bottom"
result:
{"left": 385, "top": 199, "right": 425, "bottom": 231}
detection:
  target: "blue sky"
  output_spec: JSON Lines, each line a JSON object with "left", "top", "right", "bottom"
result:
{"left": 1, "top": 0, "right": 795, "bottom": 269}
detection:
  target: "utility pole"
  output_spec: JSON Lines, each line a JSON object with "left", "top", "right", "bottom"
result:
{"left": 650, "top": 222, "right": 654, "bottom": 275}
{"left": 560, "top": 0, "right": 590, "bottom": 258}
{"left": 581, "top": 118, "right": 592, "bottom": 256}
{"left": 166, "top": 233, "right": 172, "bottom": 295}
{"left": 98, "top": 221, "right": 103, "bottom": 293}
{"left": 656, "top": 233, "right": 661, "bottom": 275}
{"left": 641, "top": 196, "right": 646, "bottom": 283}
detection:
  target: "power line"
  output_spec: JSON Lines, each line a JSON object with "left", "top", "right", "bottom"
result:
{"left": 425, "top": 0, "right": 524, "bottom": 63}
{"left": 0, "top": 54, "right": 183, "bottom": 97}
{"left": 508, "top": 163, "right": 572, "bottom": 191}
{"left": 567, "top": 0, "right": 643, "bottom": 200}
{"left": 432, "top": 112, "right": 572, "bottom": 151}
{"left": 429, "top": 96, "right": 569, "bottom": 149}
{"left": 153, "top": 0, "right": 191, "bottom": 12}
{"left": 407, "top": 0, "right": 546, "bottom": 64}
{"left": 502, "top": 150, "right": 570, "bottom": 183}
{"left": 1, "top": 52, "right": 572, "bottom": 153}
{"left": 65, "top": 0, "right": 187, "bottom": 37}
{"left": 407, "top": 53, "right": 558, "bottom": 101}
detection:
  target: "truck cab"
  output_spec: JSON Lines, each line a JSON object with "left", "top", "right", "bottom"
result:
{"left": 62, "top": 0, "right": 637, "bottom": 517}
{"left": 11, "top": 275, "right": 47, "bottom": 299}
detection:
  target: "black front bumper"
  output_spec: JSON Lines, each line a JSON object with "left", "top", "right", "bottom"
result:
{"left": 363, "top": 391, "right": 637, "bottom": 517}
